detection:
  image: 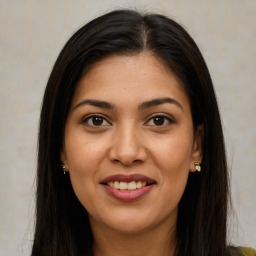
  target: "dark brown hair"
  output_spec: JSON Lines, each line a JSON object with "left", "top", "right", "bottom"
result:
{"left": 32, "top": 9, "right": 241, "bottom": 256}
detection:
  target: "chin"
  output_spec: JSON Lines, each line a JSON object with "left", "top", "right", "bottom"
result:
{"left": 90, "top": 206, "right": 172, "bottom": 235}
{"left": 106, "top": 218, "right": 156, "bottom": 234}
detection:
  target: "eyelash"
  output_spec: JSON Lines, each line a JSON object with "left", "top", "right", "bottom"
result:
{"left": 145, "top": 114, "right": 174, "bottom": 127}
{"left": 82, "top": 113, "right": 174, "bottom": 128}
{"left": 82, "top": 114, "right": 111, "bottom": 127}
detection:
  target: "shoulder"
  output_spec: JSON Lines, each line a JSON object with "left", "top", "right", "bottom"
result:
{"left": 239, "top": 247, "right": 256, "bottom": 256}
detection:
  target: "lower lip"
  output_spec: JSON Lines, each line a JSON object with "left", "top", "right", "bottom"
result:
{"left": 103, "top": 184, "right": 154, "bottom": 202}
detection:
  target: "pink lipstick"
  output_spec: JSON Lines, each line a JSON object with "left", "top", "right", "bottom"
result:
{"left": 101, "top": 174, "right": 156, "bottom": 202}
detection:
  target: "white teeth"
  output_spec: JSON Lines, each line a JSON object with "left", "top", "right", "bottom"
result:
{"left": 127, "top": 181, "right": 137, "bottom": 190}
{"left": 107, "top": 181, "right": 148, "bottom": 190}
{"left": 120, "top": 182, "right": 128, "bottom": 190}
{"left": 136, "top": 181, "right": 142, "bottom": 188}
{"left": 113, "top": 181, "right": 120, "bottom": 189}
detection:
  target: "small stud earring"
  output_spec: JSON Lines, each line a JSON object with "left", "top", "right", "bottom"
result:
{"left": 62, "top": 164, "right": 68, "bottom": 175}
{"left": 194, "top": 162, "right": 201, "bottom": 172}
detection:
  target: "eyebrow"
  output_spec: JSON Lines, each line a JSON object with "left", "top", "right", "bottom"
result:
{"left": 73, "top": 97, "right": 183, "bottom": 111}
{"left": 138, "top": 97, "right": 183, "bottom": 111}
{"left": 73, "top": 99, "right": 115, "bottom": 110}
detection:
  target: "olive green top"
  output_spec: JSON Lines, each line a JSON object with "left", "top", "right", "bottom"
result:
{"left": 240, "top": 247, "right": 256, "bottom": 256}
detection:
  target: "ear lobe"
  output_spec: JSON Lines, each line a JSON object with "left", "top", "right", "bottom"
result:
{"left": 60, "top": 151, "right": 67, "bottom": 166}
{"left": 190, "top": 124, "right": 204, "bottom": 172}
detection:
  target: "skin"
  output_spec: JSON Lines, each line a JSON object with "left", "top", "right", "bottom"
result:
{"left": 62, "top": 52, "right": 203, "bottom": 256}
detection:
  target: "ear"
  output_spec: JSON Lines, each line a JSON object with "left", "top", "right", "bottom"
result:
{"left": 189, "top": 124, "right": 204, "bottom": 173}
{"left": 60, "top": 150, "right": 68, "bottom": 168}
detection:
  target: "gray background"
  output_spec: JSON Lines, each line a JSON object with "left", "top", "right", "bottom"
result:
{"left": 0, "top": 1, "right": 255, "bottom": 255}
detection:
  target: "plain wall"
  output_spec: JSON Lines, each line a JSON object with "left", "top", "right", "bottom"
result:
{"left": 0, "top": 0, "right": 255, "bottom": 255}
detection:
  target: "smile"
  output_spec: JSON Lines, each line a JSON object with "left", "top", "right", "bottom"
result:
{"left": 107, "top": 181, "right": 147, "bottom": 190}
{"left": 101, "top": 174, "right": 156, "bottom": 201}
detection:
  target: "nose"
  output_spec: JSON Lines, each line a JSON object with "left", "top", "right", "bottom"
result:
{"left": 108, "top": 125, "right": 147, "bottom": 166}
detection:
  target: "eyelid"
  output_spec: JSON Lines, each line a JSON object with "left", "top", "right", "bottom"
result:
{"left": 144, "top": 113, "right": 175, "bottom": 126}
{"left": 81, "top": 113, "right": 174, "bottom": 127}
{"left": 82, "top": 114, "right": 112, "bottom": 127}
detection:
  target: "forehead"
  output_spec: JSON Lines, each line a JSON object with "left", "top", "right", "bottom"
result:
{"left": 72, "top": 52, "right": 189, "bottom": 111}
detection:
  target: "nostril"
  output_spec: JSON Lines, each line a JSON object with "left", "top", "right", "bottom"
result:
{"left": 108, "top": 136, "right": 147, "bottom": 165}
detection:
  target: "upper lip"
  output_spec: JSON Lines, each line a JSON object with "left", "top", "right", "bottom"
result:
{"left": 100, "top": 174, "right": 156, "bottom": 184}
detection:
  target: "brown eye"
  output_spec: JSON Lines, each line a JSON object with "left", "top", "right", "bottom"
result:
{"left": 146, "top": 115, "right": 173, "bottom": 127}
{"left": 84, "top": 115, "right": 110, "bottom": 127}
{"left": 91, "top": 116, "right": 104, "bottom": 126}
{"left": 153, "top": 116, "right": 165, "bottom": 126}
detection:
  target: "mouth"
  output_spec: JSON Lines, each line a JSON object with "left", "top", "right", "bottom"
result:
{"left": 106, "top": 180, "right": 148, "bottom": 190}
{"left": 101, "top": 174, "right": 156, "bottom": 190}
{"left": 100, "top": 174, "right": 156, "bottom": 201}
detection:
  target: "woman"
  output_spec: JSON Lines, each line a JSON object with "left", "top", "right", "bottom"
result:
{"left": 32, "top": 9, "right": 255, "bottom": 256}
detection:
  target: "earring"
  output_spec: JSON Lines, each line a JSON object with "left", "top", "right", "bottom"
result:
{"left": 194, "top": 162, "right": 201, "bottom": 172}
{"left": 62, "top": 164, "right": 68, "bottom": 175}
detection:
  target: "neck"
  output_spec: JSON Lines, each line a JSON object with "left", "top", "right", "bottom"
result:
{"left": 91, "top": 219, "right": 176, "bottom": 256}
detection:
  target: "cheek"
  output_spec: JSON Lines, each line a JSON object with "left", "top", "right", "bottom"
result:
{"left": 65, "top": 130, "right": 108, "bottom": 172}
{"left": 66, "top": 147, "right": 104, "bottom": 216}
{"left": 151, "top": 133, "right": 193, "bottom": 173}
{"left": 64, "top": 132, "right": 108, "bottom": 206}
{"left": 150, "top": 133, "right": 193, "bottom": 198}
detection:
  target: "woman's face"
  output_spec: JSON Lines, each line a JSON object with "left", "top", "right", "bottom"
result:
{"left": 63, "top": 52, "right": 203, "bottom": 234}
